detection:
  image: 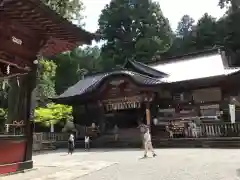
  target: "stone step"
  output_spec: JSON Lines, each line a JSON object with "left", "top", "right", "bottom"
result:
{"left": 54, "top": 138, "right": 240, "bottom": 149}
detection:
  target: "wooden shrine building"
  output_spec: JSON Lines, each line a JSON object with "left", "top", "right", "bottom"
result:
{"left": 52, "top": 60, "right": 166, "bottom": 129}
{"left": 52, "top": 48, "right": 240, "bottom": 144}
{"left": 0, "top": 0, "right": 95, "bottom": 175}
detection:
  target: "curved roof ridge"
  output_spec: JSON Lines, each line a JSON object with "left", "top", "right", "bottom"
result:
{"left": 51, "top": 70, "right": 162, "bottom": 104}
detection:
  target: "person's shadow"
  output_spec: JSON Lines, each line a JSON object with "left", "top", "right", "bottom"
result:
{"left": 236, "top": 169, "right": 240, "bottom": 177}
{"left": 138, "top": 156, "right": 154, "bottom": 160}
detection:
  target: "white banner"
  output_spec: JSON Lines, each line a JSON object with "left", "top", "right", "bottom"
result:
{"left": 229, "top": 104, "right": 236, "bottom": 124}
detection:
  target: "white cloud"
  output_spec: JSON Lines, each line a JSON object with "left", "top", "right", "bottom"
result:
{"left": 82, "top": 0, "right": 226, "bottom": 33}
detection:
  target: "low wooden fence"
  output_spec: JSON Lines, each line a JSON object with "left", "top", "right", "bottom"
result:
{"left": 33, "top": 122, "right": 240, "bottom": 150}
{"left": 199, "top": 122, "right": 240, "bottom": 137}
{"left": 153, "top": 122, "right": 240, "bottom": 138}
{"left": 33, "top": 132, "right": 68, "bottom": 151}
{"left": 34, "top": 132, "right": 69, "bottom": 142}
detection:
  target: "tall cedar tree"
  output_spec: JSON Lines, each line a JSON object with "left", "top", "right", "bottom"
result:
{"left": 98, "top": 0, "right": 173, "bottom": 66}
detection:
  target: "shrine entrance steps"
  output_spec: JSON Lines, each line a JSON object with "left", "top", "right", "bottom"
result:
{"left": 152, "top": 137, "right": 240, "bottom": 148}
{"left": 54, "top": 137, "right": 240, "bottom": 149}
{"left": 55, "top": 128, "right": 143, "bottom": 148}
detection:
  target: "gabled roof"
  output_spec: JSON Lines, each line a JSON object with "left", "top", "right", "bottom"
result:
{"left": 150, "top": 50, "right": 240, "bottom": 83}
{"left": 51, "top": 70, "right": 162, "bottom": 104}
{"left": 124, "top": 60, "right": 168, "bottom": 78}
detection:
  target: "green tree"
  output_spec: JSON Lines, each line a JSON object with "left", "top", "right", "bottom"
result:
{"left": 166, "top": 13, "right": 224, "bottom": 57}
{"left": 176, "top": 15, "right": 195, "bottom": 38}
{"left": 37, "top": 60, "right": 57, "bottom": 104}
{"left": 219, "top": 0, "right": 240, "bottom": 12}
{"left": 194, "top": 13, "right": 219, "bottom": 50}
{"left": 54, "top": 46, "right": 102, "bottom": 94}
{"left": 166, "top": 15, "right": 196, "bottom": 57}
{"left": 35, "top": 103, "right": 73, "bottom": 126}
{"left": 98, "top": 0, "right": 173, "bottom": 66}
{"left": 218, "top": 0, "right": 240, "bottom": 61}
{"left": 41, "top": 0, "right": 84, "bottom": 24}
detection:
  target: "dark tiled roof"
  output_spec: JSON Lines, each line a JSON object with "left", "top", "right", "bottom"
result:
{"left": 124, "top": 60, "right": 168, "bottom": 78}
{"left": 52, "top": 70, "right": 162, "bottom": 101}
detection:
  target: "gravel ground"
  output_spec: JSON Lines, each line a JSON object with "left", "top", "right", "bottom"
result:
{"left": 2, "top": 148, "right": 240, "bottom": 180}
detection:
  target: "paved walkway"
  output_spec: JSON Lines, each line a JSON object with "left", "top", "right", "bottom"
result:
{"left": 2, "top": 149, "right": 240, "bottom": 180}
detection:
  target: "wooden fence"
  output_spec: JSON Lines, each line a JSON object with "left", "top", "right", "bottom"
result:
{"left": 152, "top": 122, "right": 240, "bottom": 138}
{"left": 199, "top": 122, "right": 240, "bottom": 137}
{"left": 32, "top": 122, "right": 240, "bottom": 150}
{"left": 33, "top": 132, "right": 68, "bottom": 151}
{"left": 34, "top": 132, "right": 69, "bottom": 142}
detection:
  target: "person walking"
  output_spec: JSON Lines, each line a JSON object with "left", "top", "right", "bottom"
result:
{"left": 168, "top": 121, "right": 174, "bottom": 138}
{"left": 138, "top": 122, "right": 146, "bottom": 149}
{"left": 68, "top": 133, "right": 75, "bottom": 155}
{"left": 113, "top": 124, "right": 119, "bottom": 141}
{"left": 85, "top": 135, "right": 90, "bottom": 151}
{"left": 190, "top": 120, "right": 198, "bottom": 138}
{"left": 143, "top": 126, "right": 157, "bottom": 158}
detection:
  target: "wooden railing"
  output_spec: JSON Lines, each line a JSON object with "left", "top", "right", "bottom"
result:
{"left": 33, "top": 123, "right": 240, "bottom": 146}
{"left": 199, "top": 122, "right": 240, "bottom": 137}
{"left": 33, "top": 132, "right": 69, "bottom": 151}
{"left": 152, "top": 122, "right": 240, "bottom": 138}
{"left": 3, "top": 123, "right": 25, "bottom": 135}
{"left": 34, "top": 132, "right": 69, "bottom": 142}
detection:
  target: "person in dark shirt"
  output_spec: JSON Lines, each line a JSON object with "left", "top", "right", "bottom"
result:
{"left": 68, "top": 133, "right": 74, "bottom": 155}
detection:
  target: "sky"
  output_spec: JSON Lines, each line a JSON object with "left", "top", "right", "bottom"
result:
{"left": 81, "top": 0, "right": 226, "bottom": 33}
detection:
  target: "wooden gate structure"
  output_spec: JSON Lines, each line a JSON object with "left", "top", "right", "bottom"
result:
{"left": 0, "top": 0, "right": 95, "bottom": 175}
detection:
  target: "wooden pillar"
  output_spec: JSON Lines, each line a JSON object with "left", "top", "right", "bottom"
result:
{"left": 98, "top": 101, "right": 106, "bottom": 133}
{"left": 145, "top": 101, "right": 151, "bottom": 126}
{"left": 24, "top": 63, "right": 37, "bottom": 165}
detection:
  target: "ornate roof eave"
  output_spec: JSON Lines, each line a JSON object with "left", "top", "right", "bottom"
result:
{"left": 50, "top": 70, "right": 163, "bottom": 105}
{"left": 2, "top": 0, "right": 97, "bottom": 57}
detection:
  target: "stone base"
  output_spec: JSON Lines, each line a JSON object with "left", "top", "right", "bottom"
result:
{"left": 0, "top": 160, "right": 33, "bottom": 176}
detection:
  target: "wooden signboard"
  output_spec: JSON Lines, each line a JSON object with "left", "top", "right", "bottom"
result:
{"left": 101, "top": 77, "right": 141, "bottom": 100}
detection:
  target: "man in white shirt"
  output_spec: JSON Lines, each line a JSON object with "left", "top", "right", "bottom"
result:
{"left": 68, "top": 133, "right": 74, "bottom": 154}
{"left": 143, "top": 127, "right": 157, "bottom": 158}
{"left": 113, "top": 125, "right": 119, "bottom": 141}
{"left": 85, "top": 135, "right": 90, "bottom": 150}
